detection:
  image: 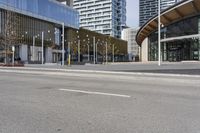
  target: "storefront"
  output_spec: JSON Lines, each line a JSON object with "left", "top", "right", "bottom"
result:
{"left": 148, "top": 15, "right": 200, "bottom": 62}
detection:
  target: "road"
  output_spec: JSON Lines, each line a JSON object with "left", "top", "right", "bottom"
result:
{"left": 0, "top": 68, "right": 200, "bottom": 133}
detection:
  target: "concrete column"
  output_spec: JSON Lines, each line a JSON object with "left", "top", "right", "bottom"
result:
{"left": 20, "top": 45, "right": 28, "bottom": 62}
{"left": 46, "top": 47, "right": 53, "bottom": 63}
{"left": 141, "top": 38, "right": 148, "bottom": 62}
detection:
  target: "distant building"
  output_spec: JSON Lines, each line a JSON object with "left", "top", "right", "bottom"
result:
{"left": 139, "top": 0, "right": 182, "bottom": 26}
{"left": 122, "top": 28, "right": 140, "bottom": 61}
{"left": 73, "top": 0, "right": 126, "bottom": 38}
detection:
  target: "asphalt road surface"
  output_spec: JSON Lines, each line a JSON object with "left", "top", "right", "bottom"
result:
{"left": 0, "top": 68, "right": 200, "bottom": 133}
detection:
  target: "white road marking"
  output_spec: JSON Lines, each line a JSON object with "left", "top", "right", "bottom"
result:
{"left": 59, "top": 88, "right": 131, "bottom": 98}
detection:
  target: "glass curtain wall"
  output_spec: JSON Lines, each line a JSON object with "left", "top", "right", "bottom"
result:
{"left": 0, "top": 9, "right": 67, "bottom": 63}
{"left": 148, "top": 15, "right": 200, "bottom": 61}
{"left": 0, "top": 0, "right": 79, "bottom": 28}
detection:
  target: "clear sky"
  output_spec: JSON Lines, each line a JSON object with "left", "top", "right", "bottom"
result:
{"left": 126, "top": 0, "right": 139, "bottom": 28}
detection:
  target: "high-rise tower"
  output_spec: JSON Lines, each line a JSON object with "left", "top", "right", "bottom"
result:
{"left": 73, "top": 0, "right": 126, "bottom": 38}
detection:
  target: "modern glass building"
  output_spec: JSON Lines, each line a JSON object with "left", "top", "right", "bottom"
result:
{"left": 136, "top": 0, "right": 200, "bottom": 62}
{"left": 0, "top": 0, "right": 79, "bottom": 64}
{"left": 139, "top": 0, "right": 182, "bottom": 26}
{"left": 73, "top": 0, "right": 126, "bottom": 38}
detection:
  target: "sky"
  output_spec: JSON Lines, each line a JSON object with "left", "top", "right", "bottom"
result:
{"left": 126, "top": 0, "right": 139, "bottom": 28}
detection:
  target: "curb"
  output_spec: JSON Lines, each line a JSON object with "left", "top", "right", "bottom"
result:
{"left": 0, "top": 66, "right": 200, "bottom": 78}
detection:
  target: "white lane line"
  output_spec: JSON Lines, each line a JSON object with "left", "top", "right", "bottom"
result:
{"left": 59, "top": 89, "right": 131, "bottom": 98}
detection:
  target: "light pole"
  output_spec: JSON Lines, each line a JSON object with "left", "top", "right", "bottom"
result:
{"left": 87, "top": 43, "right": 90, "bottom": 61}
{"left": 62, "top": 22, "right": 65, "bottom": 66}
{"left": 12, "top": 46, "right": 15, "bottom": 66}
{"left": 112, "top": 44, "right": 115, "bottom": 63}
{"left": 158, "top": 0, "right": 161, "bottom": 66}
{"left": 76, "top": 31, "right": 81, "bottom": 63}
{"left": 106, "top": 41, "right": 108, "bottom": 64}
{"left": 93, "top": 36, "right": 95, "bottom": 64}
{"left": 68, "top": 41, "right": 71, "bottom": 66}
{"left": 41, "top": 31, "right": 44, "bottom": 65}
{"left": 32, "top": 36, "right": 35, "bottom": 62}
{"left": 86, "top": 35, "right": 90, "bottom": 62}
{"left": 96, "top": 39, "right": 100, "bottom": 63}
{"left": 78, "top": 39, "right": 80, "bottom": 63}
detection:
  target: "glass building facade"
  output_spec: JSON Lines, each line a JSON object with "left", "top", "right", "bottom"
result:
{"left": 0, "top": 0, "right": 79, "bottom": 64}
{"left": 148, "top": 15, "right": 200, "bottom": 61}
{"left": 0, "top": 0, "right": 79, "bottom": 28}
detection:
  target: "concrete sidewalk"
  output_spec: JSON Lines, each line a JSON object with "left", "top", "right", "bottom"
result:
{"left": 23, "top": 61, "right": 200, "bottom": 74}
{"left": 1, "top": 62, "right": 200, "bottom": 77}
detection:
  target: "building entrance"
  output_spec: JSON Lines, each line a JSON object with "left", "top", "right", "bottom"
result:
{"left": 166, "top": 39, "right": 197, "bottom": 62}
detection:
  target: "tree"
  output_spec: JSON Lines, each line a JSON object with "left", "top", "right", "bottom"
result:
{"left": 1, "top": 10, "right": 19, "bottom": 64}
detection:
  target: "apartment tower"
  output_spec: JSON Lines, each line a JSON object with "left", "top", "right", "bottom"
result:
{"left": 73, "top": 0, "right": 126, "bottom": 38}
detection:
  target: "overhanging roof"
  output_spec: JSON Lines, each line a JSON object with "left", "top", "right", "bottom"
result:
{"left": 136, "top": 0, "right": 200, "bottom": 45}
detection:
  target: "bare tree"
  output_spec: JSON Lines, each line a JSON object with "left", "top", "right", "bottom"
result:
{"left": 1, "top": 10, "right": 19, "bottom": 64}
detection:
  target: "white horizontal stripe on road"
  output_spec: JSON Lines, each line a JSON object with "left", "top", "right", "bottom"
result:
{"left": 59, "top": 89, "right": 131, "bottom": 98}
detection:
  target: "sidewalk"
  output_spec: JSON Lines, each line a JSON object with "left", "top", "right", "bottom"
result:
{"left": 0, "top": 61, "right": 198, "bottom": 76}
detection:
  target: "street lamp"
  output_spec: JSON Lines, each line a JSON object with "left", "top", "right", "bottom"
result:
{"left": 68, "top": 41, "right": 71, "bottom": 66}
{"left": 76, "top": 31, "right": 81, "bottom": 63}
{"left": 12, "top": 46, "right": 15, "bottom": 66}
{"left": 112, "top": 44, "right": 115, "bottom": 63}
{"left": 96, "top": 39, "right": 100, "bottom": 63}
{"left": 158, "top": 0, "right": 161, "bottom": 66}
{"left": 105, "top": 41, "right": 108, "bottom": 64}
{"left": 93, "top": 36, "right": 96, "bottom": 64}
{"left": 77, "top": 36, "right": 80, "bottom": 63}
{"left": 86, "top": 35, "right": 90, "bottom": 62}
{"left": 62, "top": 22, "right": 65, "bottom": 66}
{"left": 41, "top": 31, "right": 44, "bottom": 65}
